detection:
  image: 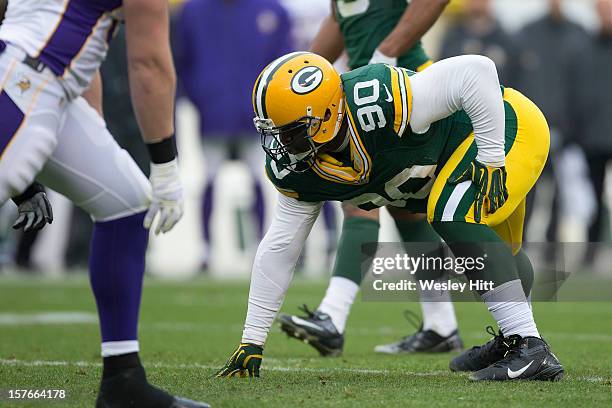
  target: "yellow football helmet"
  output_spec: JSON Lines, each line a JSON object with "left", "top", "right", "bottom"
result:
{"left": 253, "top": 52, "right": 345, "bottom": 172}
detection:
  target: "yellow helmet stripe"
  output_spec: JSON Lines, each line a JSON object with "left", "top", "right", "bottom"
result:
{"left": 254, "top": 51, "right": 309, "bottom": 119}
{"left": 252, "top": 69, "right": 266, "bottom": 116}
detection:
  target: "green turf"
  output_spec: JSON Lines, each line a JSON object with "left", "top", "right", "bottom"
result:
{"left": 0, "top": 275, "right": 611, "bottom": 407}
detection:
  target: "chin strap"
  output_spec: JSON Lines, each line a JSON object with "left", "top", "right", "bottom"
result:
{"left": 332, "top": 129, "right": 350, "bottom": 152}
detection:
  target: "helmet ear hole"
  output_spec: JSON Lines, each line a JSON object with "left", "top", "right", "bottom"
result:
{"left": 323, "top": 108, "right": 332, "bottom": 122}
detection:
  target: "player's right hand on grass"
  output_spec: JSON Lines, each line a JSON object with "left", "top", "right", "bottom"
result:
{"left": 144, "top": 159, "right": 184, "bottom": 235}
{"left": 214, "top": 343, "right": 263, "bottom": 378}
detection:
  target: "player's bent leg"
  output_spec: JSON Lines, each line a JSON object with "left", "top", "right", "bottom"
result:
{"left": 37, "top": 98, "right": 151, "bottom": 221}
{"left": 431, "top": 221, "right": 563, "bottom": 381}
{"left": 0, "top": 50, "right": 64, "bottom": 205}
{"left": 374, "top": 208, "right": 463, "bottom": 354}
{"left": 427, "top": 95, "right": 560, "bottom": 380}
{"left": 492, "top": 199, "right": 534, "bottom": 298}
{"left": 280, "top": 203, "right": 379, "bottom": 357}
{"left": 37, "top": 99, "right": 207, "bottom": 407}
{"left": 428, "top": 87, "right": 548, "bottom": 298}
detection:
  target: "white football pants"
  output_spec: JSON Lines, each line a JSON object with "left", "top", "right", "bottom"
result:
{"left": 0, "top": 43, "right": 150, "bottom": 221}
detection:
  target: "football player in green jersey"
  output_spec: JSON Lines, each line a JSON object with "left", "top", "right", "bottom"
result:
{"left": 215, "top": 52, "right": 564, "bottom": 382}
{"left": 279, "top": 0, "right": 462, "bottom": 357}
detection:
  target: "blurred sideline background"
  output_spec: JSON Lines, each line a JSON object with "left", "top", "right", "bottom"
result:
{"left": 1, "top": 0, "right": 610, "bottom": 280}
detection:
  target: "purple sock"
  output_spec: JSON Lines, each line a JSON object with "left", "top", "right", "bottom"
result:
{"left": 252, "top": 180, "right": 265, "bottom": 239}
{"left": 201, "top": 181, "right": 214, "bottom": 244}
{"left": 321, "top": 202, "right": 338, "bottom": 251}
{"left": 89, "top": 212, "right": 148, "bottom": 344}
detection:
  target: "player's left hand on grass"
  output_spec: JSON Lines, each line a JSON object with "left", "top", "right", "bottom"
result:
{"left": 215, "top": 343, "right": 263, "bottom": 378}
{"left": 144, "top": 159, "right": 184, "bottom": 235}
{"left": 449, "top": 159, "right": 508, "bottom": 223}
{"left": 12, "top": 183, "right": 53, "bottom": 233}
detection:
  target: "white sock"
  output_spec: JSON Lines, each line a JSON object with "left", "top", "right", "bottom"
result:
{"left": 101, "top": 340, "right": 139, "bottom": 357}
{"left": 482, "top": 279, "right": 540, "bottom": 338}
{"left": 418, "top": 278, "right": 458, "bottom": 337}
{"left": 318, "top": 276, "right": 360, "bottom": 333}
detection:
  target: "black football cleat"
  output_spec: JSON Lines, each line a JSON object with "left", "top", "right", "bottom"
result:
{"left": 279, "top": 305, "right": 344, "bottom": 357}
{"left": 96, "top": 365, "right": 209, "bottom": 408}
{"left": 374, "top": 310, "right": 463, "bottom": 354}
{"left": 450, "top": 326, "right": 519, "bottom": 372}
{"left": 374, "top": 329, "right": 463, "bottom": 354}
{"left": 470, "top": 336, "right": 563, "bottom": 381}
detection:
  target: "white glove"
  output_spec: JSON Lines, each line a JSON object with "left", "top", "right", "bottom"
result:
{"left": 144, "top": 159, "right": 184, "bottom": 235}
{"left": 369, "top": 48, "right": 397, "bottom": 66}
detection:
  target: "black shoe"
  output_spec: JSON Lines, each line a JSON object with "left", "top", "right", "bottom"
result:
{"left": 279, "top": 305, "right": 344, "bottom": 357}
{"left": 470, "top": 336, "right": 564, "bottom": 381}
{"left": 374, "top": 311, "right": 463, "bottom": 354}
{"left": 96, "top": 365, "right": 209, "bottom": 408}
{"left": 449, "top": 326, "right": 519, "bottom": 372}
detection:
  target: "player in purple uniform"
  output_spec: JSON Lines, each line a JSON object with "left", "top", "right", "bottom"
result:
{"left": 0, "top": 1, "right": 207, "bottom": 406}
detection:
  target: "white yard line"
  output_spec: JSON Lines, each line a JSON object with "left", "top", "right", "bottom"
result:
{"left": 0, "top": 312, "right": 97, "bottom": 325}
{"left": 2, "top": 313, "right": 612, "bottom": 344}
{"left": 0, "top": 359, "right": 609, "bottom": 383}
{"left": 0, "top": 358, "right": 397, "bottom": 375}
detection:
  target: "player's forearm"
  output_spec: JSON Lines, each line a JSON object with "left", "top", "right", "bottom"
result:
{"left": 242, "top": 195, "right": 322, "bottom": 345}
{"left": 0, "top": 0, "right": 7, "bottom": 23}
{"left": 82, "top": 71, "right": 103, "bottom": 116}
{"left": 378, "top": 0, "right": 449, "bottom": 58}
{"left": 409, "top": 55, "right": 505, "bottom": 166}
{"left": 310, "top": 15, "right": 345, "bottom": 63}
{"left": 128, "top": 56, "right": 176, "bottom": 143}
{"left": 125, "top": 0, "right": 176, "bottom": 143}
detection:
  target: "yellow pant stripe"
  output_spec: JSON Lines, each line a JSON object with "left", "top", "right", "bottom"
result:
{"left": 417, "top": 60, "right": 434, "bottom": 72}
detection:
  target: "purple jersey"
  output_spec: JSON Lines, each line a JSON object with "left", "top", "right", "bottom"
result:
{"left": 174, "top": 0, "right": 292, "bottom": 137}
{"left": 0, "top": 0, "right": 122, "bottom": 98}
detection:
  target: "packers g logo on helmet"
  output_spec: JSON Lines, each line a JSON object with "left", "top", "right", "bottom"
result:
{"left": 291, "top": 66, "right": 324, "bottom": 95}
{"left": 252, "top": 52, "right": 345, "bottom": 173}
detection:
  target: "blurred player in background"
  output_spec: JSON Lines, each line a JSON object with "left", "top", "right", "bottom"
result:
{"left": 515, "top": 0, "right": 590, "bottom": 256}
{"left": 574, "top": 0, "right": 612, "bottom": 266}
{"left": 173, "top": 0, "right": 292, "bottom": 269}
{"left": 216, "top": 51, "right": 563, "bottom": 382}
{"left": 440, "top": 0, "right": 518, "bottom": 85}
{"left": 0, "top": 0, "right": 206, "bottom": 406}
{"left": 278, "top": 0, "right": 462, "bottom": 358}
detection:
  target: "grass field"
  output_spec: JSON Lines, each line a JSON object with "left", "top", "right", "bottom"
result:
{"left": 0, "top": 275, "right": 611, "bottom": 407}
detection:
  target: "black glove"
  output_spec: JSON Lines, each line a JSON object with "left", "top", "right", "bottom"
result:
{"left": 449, "top": 160, "right": 508, "bottom": 223}
{"left": 12, "top": 183, "right": 53, "bottom": 232}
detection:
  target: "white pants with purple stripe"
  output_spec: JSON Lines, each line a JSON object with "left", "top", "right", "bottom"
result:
{"left": 0, "top": 43, "right": 150, "bottom": 221}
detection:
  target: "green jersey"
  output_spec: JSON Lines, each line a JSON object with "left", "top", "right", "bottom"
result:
{"left": 334, "top": 0, "right": 431, "bottom": 70}
{"left": 265, "top": 64, "right": 476, "bottom": 213}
